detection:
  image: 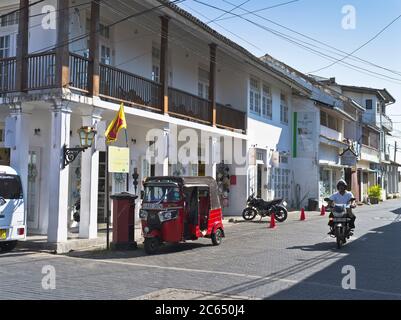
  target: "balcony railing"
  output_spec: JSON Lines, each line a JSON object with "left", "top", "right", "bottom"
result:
{"left": 99, "top": 63, "right": 162, "bottom": 111}
{"left": 0, "top": 57, "right": 17, "bottom": 94}
{"left": 382, "top": 114, "right": 393, "bottom": 132}
{"left": 0, "top": 52, "right": 247, "bottom": 133}
{"left": 168, "top": 87, "right": 211, "bottom": 124}
{"left": 69, "top": 53, "right": 89, "bottom": 92}
{"left": 27, "top": 52, "right": 56, "bottom": 90}
{"left": 216, "top": 103, "right": 246, "bottom": 132}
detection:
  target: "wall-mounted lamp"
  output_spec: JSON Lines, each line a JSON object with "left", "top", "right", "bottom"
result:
{"left": 34, "top": 128, "right": 41, "bottom": 136}
{"left": 63, "top": 126, "right": 97, "bottom": 169}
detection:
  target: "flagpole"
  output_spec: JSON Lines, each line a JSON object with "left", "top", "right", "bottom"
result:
{"left": 106, "top": 144, "right": 110, "bottom": 250}
{"left": 125, "top": 128, "right": 129, "bottom": 192}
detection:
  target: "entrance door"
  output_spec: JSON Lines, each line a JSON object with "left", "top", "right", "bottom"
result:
{"left": 98, "top": 151, "right": 107, "bottom": 224}
{"left": 257, "top": 165, "right": 262, "bottom": 198}
{"left": 27, "top": 148, "right": 41, "bottom": 230}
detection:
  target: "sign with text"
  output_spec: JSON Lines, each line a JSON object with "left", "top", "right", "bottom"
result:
{"left": 293, "top": 112, "right": 316, "bottom": 158}
{"left": 108, "top": 146, "right": 129, "bottom": 173}
{"left": 340, "top": 148, "right": 357, "bottom": 167}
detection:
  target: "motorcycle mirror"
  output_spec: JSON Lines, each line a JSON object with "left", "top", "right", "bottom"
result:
{"left": 324, "top": 198, "right": 331, "bottom": 202}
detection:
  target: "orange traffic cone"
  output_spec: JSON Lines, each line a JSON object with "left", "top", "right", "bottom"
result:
{"left": 320, "top": 205, "right": 326, "bottom": 216}
{"left": 270, "top": 213, "right": 276, "bottom": 229}
{"left": 300, "top": 208, "right": 306, "bottom": 221}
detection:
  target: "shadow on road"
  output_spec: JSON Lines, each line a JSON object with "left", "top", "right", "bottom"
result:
{"left": 268, "top": 219, "right": 401, "bottom": 299}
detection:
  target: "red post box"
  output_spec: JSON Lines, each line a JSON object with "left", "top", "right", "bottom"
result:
{"left": 110, "top": 193, "right": 138, "bottom": 250}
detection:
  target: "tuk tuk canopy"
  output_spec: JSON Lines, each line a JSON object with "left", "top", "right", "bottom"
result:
{"left": 144, "top": 176, "right": 221, "bottom": 210}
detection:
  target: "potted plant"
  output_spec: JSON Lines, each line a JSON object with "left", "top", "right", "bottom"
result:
{"left": 368, "top": 185, "right": 382, "bottom": 205}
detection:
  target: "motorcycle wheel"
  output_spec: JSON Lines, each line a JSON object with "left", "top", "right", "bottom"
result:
{"left": 0, "top": 241, "right": 18, "bottom": 253}
{"left": 274, "top": 206, "right": 288, "bottom": 223}
{"left": 242, "top": 208, "right": 257, "bottom": 221}
{"left": 335, "top": 228, "right": 343, "bottom": 249}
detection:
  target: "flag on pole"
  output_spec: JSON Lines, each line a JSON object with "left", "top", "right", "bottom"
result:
{"left": 105, "top": 103, "right": 127, "bottom": 143}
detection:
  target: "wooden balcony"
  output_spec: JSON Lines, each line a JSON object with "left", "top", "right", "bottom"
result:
{"left": 0, "top": 52, "right": 247, "bottom": 133}
{"left": 99, "top": 63, "right": 162, "bottom": 112}
{"left": 168, "top": 87, "right": 211, "bottom": 125}
{"left": 216, "top": 103, "right": 246, "bottom": 132}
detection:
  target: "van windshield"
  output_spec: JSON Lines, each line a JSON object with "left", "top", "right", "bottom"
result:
{"left": 0, "top": 175, "right": 23, "bottom": 199}
{"left": 144, "top": 185, "right": 181, "bottom": 203}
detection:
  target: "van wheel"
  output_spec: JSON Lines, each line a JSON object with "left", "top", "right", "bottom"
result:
{"left": 144, "top": 238, "right": 160, "bottom": 255}
{"left": 0, "top": 241, "right": 17, "bottom": 253}
{"left": 211, "top": 229, "right": 223, "bottom": 246}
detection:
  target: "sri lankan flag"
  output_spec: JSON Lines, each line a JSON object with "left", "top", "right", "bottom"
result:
{"left": 105, "top": 103, "right": 127, "bottom": 143}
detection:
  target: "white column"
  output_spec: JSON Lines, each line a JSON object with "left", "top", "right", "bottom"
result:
{"left": 79, "top": 114, "right": 101, "bottom": 239}
{"left": 206, "top": 136, "right": 220, "bottom": 179}
{"left": 47, "top": 102, "right": 71, "bottom": 243}
{"left": 7, "top": 105, "right": 31, "bottom": 213}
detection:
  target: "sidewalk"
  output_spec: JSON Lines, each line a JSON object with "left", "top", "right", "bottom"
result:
{"left": 17, "top": 210, "right": 321, "bottom": 254}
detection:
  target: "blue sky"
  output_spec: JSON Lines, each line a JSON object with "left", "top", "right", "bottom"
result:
{"left": 179, "top": 0, "right": 401, "bottom": 132}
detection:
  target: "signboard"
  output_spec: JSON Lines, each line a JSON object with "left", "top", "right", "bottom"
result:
{"left": 271, "top": 151, "right": 280, "bottom": 168}
{"left": 340, "top": 148, "right": 357, "bottom": 167}
{"left": 293, "top": 112, "right": 316, "bottom": 158}
{"left": 108, "top": 146, "right": 130, "bottom": 173}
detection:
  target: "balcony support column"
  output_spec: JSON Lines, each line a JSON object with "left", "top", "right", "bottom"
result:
{"left": 88, "top": 0, "right": 100, "bottom": 96}
{"left": 160, "top": 16, "right": 170, "bottom": 114}
{"left": 55, "top": 0, "right": 70, "bottom": 89}
{"left": 209, "top": 43, "right": 217, "bottom": 126}
{"left": 16, "top": 0, "right": 29, "bottom": 92}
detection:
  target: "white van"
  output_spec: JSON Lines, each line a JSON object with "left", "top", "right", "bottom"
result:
{"left": 0, "top": 166, "right": 25, "bottom": 253}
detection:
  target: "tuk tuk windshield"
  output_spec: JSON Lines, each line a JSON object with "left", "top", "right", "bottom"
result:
{"left": 0, "top": 174, "right": 23, "bottom": 199}
{"left": 144, "top": 185, "right": 181, "bottom": 202}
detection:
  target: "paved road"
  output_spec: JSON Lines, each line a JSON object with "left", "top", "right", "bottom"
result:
{"left": 1, "top": 200, "right": 400, "bottom": 300}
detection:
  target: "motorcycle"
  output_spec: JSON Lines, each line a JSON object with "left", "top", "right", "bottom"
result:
{"left": 242, "top": 193, "right": 288, "bottom": 222}
{"left": 324, "top": 198, "right": 355, "bottom": 249}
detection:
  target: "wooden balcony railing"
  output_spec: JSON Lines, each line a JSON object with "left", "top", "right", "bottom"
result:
{"left": 0, "top": 57, "right": 17, "bottom": 94}
{"left": 27, "top": 52, "right": 56, "bottom": 90}
{"left": 99, "top": 63, "right": 162, "bottom": 111}
{"left": 69, "top": 53, "right": 89, "bottom": 92}
{"left": 168, "top": 87, "right": 211, "bottom": 124}
{"left": 216, "top": 103, "right": 246, "bottom": 132}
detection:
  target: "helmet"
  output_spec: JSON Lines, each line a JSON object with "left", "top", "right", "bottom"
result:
{"left": 336, "top": 179, "right": 347, "bottom": 190}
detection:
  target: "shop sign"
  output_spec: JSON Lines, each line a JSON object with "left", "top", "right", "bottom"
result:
{"left": 340, "top": 148, "right": 357, "bottom": 167}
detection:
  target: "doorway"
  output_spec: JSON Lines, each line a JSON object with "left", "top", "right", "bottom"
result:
{"left": 257, "top": 164, "right": 262, "bottom": 198}
{"left": 27, "top": 147, "right": 41, "bottom": 231}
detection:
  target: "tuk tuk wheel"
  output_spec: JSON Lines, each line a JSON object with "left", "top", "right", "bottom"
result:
{"left": 0, "top": 241, "right": 18, "bottom": 253}
{"left": 144, "top": 238, "right": 160, "bottom": 254}
{"left": 211, "top": 229, "right": 223, "bottom": 246}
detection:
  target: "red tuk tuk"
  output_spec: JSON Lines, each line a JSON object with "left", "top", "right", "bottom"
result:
{"left": 139, "top": 176, "right": 224, "bottom": 254}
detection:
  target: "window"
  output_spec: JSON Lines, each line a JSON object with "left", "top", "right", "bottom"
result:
{"left": 328, "top": 115, "right": 339, "bottom": 131}
{"left": 320, "top": 111, "right": 328, "bottom": 127}
{"left": 99, "top": 23, "right": 110, "bottom": 39}
{"left": 280, "top": 94, "right": 288, "bottom": 124}
{"left": 0, "top": 174, "right": 23, "bottom": 199}
{"left": 366, "top": 99, "right": 373, "bottom": 110}
{"left": 101, "top": 45, "right": 111, "bottom": 65}
{"left": 0, "top": 11, "right": 19, "bottom": 27}
{"left": 262, "top": 84, "right": 272, "bottom": 119}
{"left": 269, "top": 168, "right": 291, "bottom": 200}
{"left": 152, "top": 45, "right": 160, "bottom": 82}
{"left": 250, "top": 78, "right": 261, "bottom": 114}
{"left": 0, "top": 35, "right": 10, "bottom": 58}
{"left": 198, "top": 67, "right": 209, "bottom": 99}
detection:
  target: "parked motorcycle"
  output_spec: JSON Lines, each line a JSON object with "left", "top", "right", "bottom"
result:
{"left": 324, "top": 198, "right": 355, "bottom": 249}
{"left": 242, "top": 193, "right": 288, "bottom": 222}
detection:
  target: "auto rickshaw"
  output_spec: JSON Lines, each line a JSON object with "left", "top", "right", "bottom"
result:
{"left": 139, "top": 176, "right": 225, "bottom": 254}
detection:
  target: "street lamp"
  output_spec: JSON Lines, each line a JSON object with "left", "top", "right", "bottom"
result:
{"left": 63, "top": 126, "right": 97, "bottom": 169}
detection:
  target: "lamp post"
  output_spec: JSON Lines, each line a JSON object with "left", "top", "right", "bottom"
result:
{"left": 63, "top": 126, "right": 97, "bottom": 169}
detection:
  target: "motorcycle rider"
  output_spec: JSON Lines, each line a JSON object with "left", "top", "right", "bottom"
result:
{"left": 327, "top": 179, "right": 356, "bottom": 235}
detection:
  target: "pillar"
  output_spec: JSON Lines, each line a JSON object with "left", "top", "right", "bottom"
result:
{"left": 47, "top": 102, "right": 71, "bottom": 243}
{"left": 160, "top": 16, "right": 169, "bottom": 114}
{"left": 79, "top": 113, "right": 101, "bottom": 239}
{"left": 55, "top": 0, "right": 70, "bottom": 88}
{"left": 87, "top": 0, "right": 100, "bottom": 96}
{"left": 16, "top": 0, "right": 29, "bottom": 92}
{"left": 6, "top": 105, "right": 31, "bottom": 210}
{"left": 209, "top": 43, "right": 217, "bottom": 126}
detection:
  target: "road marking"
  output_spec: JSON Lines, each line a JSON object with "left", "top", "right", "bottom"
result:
{"left": 52, "top": 253, "right": 401, "bottom": 299}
